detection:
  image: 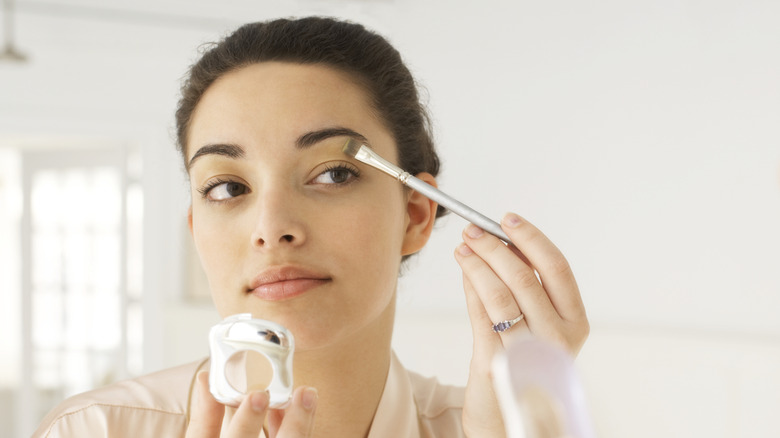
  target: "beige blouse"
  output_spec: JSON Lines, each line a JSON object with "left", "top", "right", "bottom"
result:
{"left": 33, "top": 352, "right": 465, "bottom": 437}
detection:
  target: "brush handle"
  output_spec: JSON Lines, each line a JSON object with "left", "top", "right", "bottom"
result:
{"left": 404, "top": 174, "right": 512, "bottom": 244}
{"left": 350, "top": 143, "right": 511, "bottom": 243}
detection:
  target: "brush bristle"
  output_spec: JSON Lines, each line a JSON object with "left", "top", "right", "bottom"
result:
{"left": 341, "top": 138, "right": 362, "bottom": 158}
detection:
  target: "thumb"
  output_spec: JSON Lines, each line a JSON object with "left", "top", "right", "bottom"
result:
{"left": 185, "top": 371, "right": 225, "bottom": 438}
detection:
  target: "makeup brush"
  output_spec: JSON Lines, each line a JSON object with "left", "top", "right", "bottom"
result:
{"left": 342, "top": 138, "right": 511, "bottom": 244}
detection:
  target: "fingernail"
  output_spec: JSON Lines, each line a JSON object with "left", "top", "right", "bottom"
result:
{"left": 502, "top": 212, "right": 523, "bottom": 228}
{"left": 250, "top": 391, "right": 269, "bottom": 413}
{"left": 456, "top": 243, "right": 473, "bottom": 256}
{"left": 465, "top": 224, "right": 484, "bottom": 239}
{"left": 302, "top": 387, "right": 318, "bottom": 411}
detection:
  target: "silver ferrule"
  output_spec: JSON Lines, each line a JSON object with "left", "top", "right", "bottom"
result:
{"left": 354, "top": 145, "right": 404, "bottom": 181}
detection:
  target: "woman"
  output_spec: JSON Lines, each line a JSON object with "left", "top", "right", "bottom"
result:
{"left": 35, "top": 17, "right": 588, "bottom": 438}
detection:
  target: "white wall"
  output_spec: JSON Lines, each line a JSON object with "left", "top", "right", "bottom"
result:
{"left": 1, "top": 1, "right": 779, "bottom": 437}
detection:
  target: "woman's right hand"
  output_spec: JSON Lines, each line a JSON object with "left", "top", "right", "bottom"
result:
{"left": 185, "top": 371, "right": 318, "bottom": 438}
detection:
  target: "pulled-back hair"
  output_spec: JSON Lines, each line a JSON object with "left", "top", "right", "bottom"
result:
{"left": 175, "top": 16, "right": 445, "bottom": 218}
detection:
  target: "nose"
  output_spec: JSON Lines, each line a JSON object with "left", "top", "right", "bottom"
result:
{"left": 249, "top": 186, "right": 307, "bottom": 249}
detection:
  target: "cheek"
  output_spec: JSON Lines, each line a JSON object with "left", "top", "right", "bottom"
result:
{"left": 332, "top": 195, "right": 407, "bottom": 272}
{"left": 191, "top": 210, "right": 245, "bottom": 284}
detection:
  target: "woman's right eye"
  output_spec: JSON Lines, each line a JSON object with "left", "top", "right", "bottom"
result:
{"left": 199, "top": 180, "right": 249, "bottom": 202}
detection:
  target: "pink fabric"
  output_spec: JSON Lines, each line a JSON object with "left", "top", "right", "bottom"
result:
{"left": 33, "top": 353, "right": 465, "bottom": 438}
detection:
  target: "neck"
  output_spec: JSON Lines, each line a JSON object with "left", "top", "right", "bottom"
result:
{"left": 291, "top": 295, "right": 396, "bottom": 438}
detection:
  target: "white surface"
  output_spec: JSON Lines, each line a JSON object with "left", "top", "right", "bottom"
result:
{"left": 578, "top": 325, "right": 780, "bottom": 438}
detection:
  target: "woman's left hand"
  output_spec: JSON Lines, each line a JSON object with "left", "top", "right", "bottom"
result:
{"left": 454, "top": 212, "right": 589, "bottom": 437}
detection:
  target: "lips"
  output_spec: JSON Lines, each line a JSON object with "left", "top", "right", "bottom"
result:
{"left": 248, "top": 266, "right": 331, "bottom": 301}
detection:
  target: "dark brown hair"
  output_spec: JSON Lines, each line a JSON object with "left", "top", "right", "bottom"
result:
{"left": 175, "top": 16, "right": 445, "bottom": 218}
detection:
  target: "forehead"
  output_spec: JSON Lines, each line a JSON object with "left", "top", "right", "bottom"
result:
{"left": 187, "top": 62, "right": 382, "bottom": 152}
{"left": 209, "top": 61, "right": 369, "bottom": 104}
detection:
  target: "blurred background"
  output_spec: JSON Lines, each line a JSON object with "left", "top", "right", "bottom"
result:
{"left": 1, "top": 0, "right": 778, "bottom": 437}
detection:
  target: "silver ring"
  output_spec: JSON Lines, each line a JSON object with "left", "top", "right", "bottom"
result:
{"left": 492, "top": 314, "right": 524, "bottom": 333}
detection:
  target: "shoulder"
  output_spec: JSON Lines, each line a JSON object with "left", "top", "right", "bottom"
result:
{"left": 407, "top": 369, "right": 466, "bottom": 437}
{"left": 33, "top": 359, "right": 207, "bottom": 438}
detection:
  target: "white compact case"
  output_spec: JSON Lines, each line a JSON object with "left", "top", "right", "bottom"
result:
{"left": 208, "top": 313, "right": 295, "bottom": 408}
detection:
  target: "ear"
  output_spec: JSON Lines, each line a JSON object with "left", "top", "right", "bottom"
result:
{"left": 401, "top": 172, "right": 439, "bottom": 256}
{"left": 187, "top": 205, "right": 194, "bottom": 236}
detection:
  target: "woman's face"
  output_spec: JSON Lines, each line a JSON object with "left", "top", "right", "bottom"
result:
{"left": 186, "top": 62, "right": 426, "bottom": 350}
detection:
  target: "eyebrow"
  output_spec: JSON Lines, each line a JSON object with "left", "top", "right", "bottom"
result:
{"left": 187, "top": 127, "right": 369, "bottom": 170}
{"left": 296, "top": 127, "right": 369, "bottom": 149}
{"left": 188, "top": 143, "right": 245, "bottom": 170}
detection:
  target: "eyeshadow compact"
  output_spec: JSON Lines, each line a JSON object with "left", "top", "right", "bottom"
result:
{"left": 208, "top": 313, "right": 295, "bottom": 408}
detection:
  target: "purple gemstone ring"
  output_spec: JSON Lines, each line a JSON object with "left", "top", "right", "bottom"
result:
{"left": 491, "top": 314, "right": 525, "bottom": 333}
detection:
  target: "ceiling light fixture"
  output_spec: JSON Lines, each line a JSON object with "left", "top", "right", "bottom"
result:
{"left": 1, "top": 0, "right": 28, "bottom": 62}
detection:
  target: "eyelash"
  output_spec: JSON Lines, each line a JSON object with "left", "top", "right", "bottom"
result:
{"left": 318, "top": 163, "right": 361, "bottom": 185}
{"left": 197, "top": 177, "right": 241, "bottom": 199}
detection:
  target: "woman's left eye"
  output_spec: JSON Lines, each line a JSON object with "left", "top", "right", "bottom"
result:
{"left": 311, "top": 164, "right": 360, "bottom": 185}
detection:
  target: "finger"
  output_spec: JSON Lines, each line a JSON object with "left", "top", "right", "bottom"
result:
{"left": 186, "top": 371, "right": 225, "bottom": 438}
{"left": 459, "top": 224, "right": 558, "bottom": 324}
{"left": 267, "top": 408, "right": 285, "bottom": 438}
{"left": 461, "top": 272, "right": 529, "bottom": 354}
{"left": 271, "top": 387, "right": 317, "bottom": 437}
{"left": 460, "top": 272, "right": 505, "bottom": 355}
{"left": 225, "top": 390, "right": 270, "bottom": 437}
{"left": 455, "top": 241, "right": 530, "bottom": 342}
{"left": 500, "top": 213, "right": 585, "bottom": 320}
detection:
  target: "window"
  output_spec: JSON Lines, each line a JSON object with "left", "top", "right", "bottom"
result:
{"left": 6, "top": 146, "right": 143, "bottom": 436}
